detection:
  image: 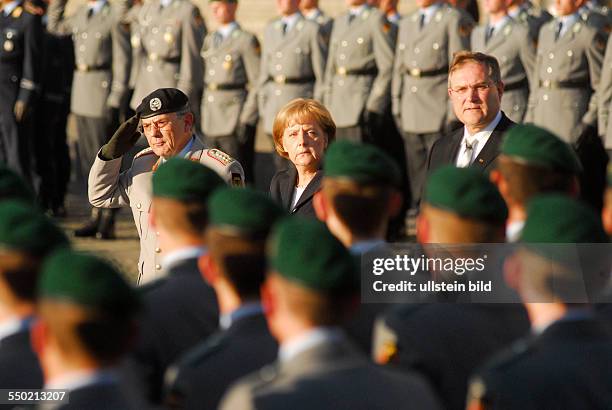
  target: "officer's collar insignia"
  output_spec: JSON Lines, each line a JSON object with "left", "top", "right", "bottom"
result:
{"left": 572, "top": 23, "right": 581, "bottom": 33}
{"left": 504, "top": 25, "right": 512, "bottom": 35}
{"left": 362, "top": 10, "right": 370, "bottom": 19}
{"left": 150, "top": 98, "right": 162, "bottom": 111}
{"left": 232, "top": 30, "right": 239, "bottom": 38}
{"left": 12, "top": 6, "right": 22, "bottom": 18}
{"left": 316, "top": 15, "right": 324, "bottom": 24}
{"left": 434, "top": 11, "right": 442, "bottom": 22}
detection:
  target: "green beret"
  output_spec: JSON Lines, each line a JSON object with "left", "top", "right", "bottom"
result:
{"left": 208, "top": 187, "right": 286, "bottom": 235}
{"left": 0, "top": 200, "right": 68, "bottom": 256}
{"left": 501, "top": 124, "right": 582, "bottom": 174}
{"left": 136, "top": 88, "right": 189, "bottom": 119}
{"left": 0, "top": 164, "right": 35, "bottom": 202}
{"left": 521, "top": 194, "right": 608, "bottom": 243}
{"left": 424, "top": 165, "right": 508, "bottom": 223}
{"left": 268, "top": 217, "right": 357, "bottom": 293}
{"left": 153, "top": 158, "right": 224, "bottom": 202}
{"left": 39, "top": 250, "right": 139, "bottom": 316}
{"left": 324, "top": 140, "right": 401, "bottom": 187}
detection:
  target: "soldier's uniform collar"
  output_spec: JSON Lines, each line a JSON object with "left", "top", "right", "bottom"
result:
{"left": 217, "top": 21, "right": 238, "bottom": 40}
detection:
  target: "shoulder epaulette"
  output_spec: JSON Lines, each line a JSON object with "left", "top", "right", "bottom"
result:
{"left": 135, "top": 147, "right": 155, "bottom": 159}
{"left": 205, "top": 148, "right": 235, "bottom": 166}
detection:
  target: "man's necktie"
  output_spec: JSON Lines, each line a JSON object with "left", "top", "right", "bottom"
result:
{"left": 418, "top": 13, "right": 425, "bottom": 30}
{"left": 554, "top": 21, "right": 563, "bottom": 41}
{"left": 281, "top": 21, "right": 287, "bottom": 35}
{"left": 485, "top": 25, "right": 494, "bottom": 44}
{"left": 87, "top": 7, "right": 94, "bottom": 18}
{"left": 213, "top": 32, "right": 222, "bottom": 48}
{"left": 457, "top": 138, "right": 475, "bottom": 168}
{"left": 348, "top": 13, "right": 356, "bottom": 25}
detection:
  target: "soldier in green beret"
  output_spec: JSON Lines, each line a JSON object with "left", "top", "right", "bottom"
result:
{"left": 164, "top": 187, "right": 285, "bottom": 410}
{"left": 0, "top": 164, "right": 35, "bottom": 202}
{"left": 125, "top": 158, "right": 224, "bottom": 405}
{"left": 490, "top": 124, "right": 582, "bottom": 242}
{"left": 32, "top": 250, "right": 139, "bottom": 409}
{"left": 374, "top": 166, "right": 529, "bottom": 410}
{"left": 220, "top": 217, "right": 442, "bottom": 410}
{"left": 0, "top": 200, "right": 68, "bottom": 393}
{"left": 468, "top": 194, "right": 612, "bottom": 410}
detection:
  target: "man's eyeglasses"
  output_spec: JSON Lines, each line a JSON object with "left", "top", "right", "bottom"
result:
{"left": 449, "top": 82, "right": 495, "bottom": 96}
{"left": 140, "top": 118, "right": 174, "bottom": 133}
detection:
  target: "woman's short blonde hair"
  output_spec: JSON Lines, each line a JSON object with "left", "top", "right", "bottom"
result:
{"left": 272, "top": 98, "right": 336, "bottom": 159}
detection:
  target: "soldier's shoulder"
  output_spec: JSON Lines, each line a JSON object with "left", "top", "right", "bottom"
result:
{"left": 506, "top": 19, "right": 530, "bottom": 37}
{"left": 134, "top": 147, "right": 156, "bottom": 160}
{"left": 176, "top": 332, "right": 229, "bottom": 371}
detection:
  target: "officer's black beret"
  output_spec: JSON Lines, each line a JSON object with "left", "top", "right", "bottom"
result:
{"left": 136, "top": 88, "right": 190, "bottom": 119}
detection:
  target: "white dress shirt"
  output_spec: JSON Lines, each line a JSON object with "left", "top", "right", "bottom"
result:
{"left": 456, "top": 111, "right": 502, "bottom": 167}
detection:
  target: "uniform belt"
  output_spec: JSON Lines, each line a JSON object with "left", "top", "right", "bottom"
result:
{"left": 75, "top": 63, "right": 111, "bottom": 72}
{"left": 539, "top": 79, "right": 589, "bottom": 89}
{"left": 503, "top": 78, "right": 529, "bottom": 92}
{"left": 147, "top": 54, "right": 180, "bottom": 64}
{"left": 269, "top": 75, "right": 315, "bottom": 84}
{"left": 206, "top": 82, "right": 246, "bottom": 91}
{"left": 404, "top": 66, "right": 448, "bottom": 78}
{"left": 336, "top": 67, "right": 378, "bottom": 76}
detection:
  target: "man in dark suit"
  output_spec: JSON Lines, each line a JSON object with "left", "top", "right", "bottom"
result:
{"left": 123, "top": 158, "right": 224, "bottom": 405}
{"left": 163, "top": 187, "right": 284, "bottom": 410}
{"left": 467, "top": 195, "right": 612, "bottom": 410}
{"left": 428, "top": 51, "right": 515, "bottom": 176}
{"left": 0, "top": 201, "right": 68, "bottom": 401}
{"left": 373, "top": 166, "right": 530, "bottom": 410}
{"left": 32, "top": 250, "right": 140, "bottom": 410}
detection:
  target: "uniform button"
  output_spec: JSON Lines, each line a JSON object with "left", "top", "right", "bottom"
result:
{"left": 152, "top": 27, "right": 159, "bottom": 34}
{"left": 339, "top": 54, "right": 346, "bottom": 60}
{"left": 95, "top": 32, "right": 101, "bottom": 39}
{"left": 414, "top": 47, "right": 420, "bottom": 54}
{"left": 567, "top": 50, "right": 573, "bottom": 57}
{"left": 209, "top": 69, "right": 215, "bottom": 75}
{"left": 137, "top": 203, "right": 141, "bottom": 209}
{"left": 295, "top": 47, "right": 301, "bottom": 54}
{"left": 543, "top": 94, "right": 549, "bottom": 101}
{"left": 341, "top": 40, "right": 348, "bottom": 47}
{"left": 411, "top": 86, "right": 418, "bottom": 93}
{"left": 81, "top": 33, "right": 88, "bottom": 39}
{"left": 208, "top": 95, "right": 214, "bottom": 102}
{"left": 211, "top": 57, "right": 217, "bottom": 63}
{"left": 155, "top": 247, "right": 161, "bottom": 253}
{"left": 275, "top": 89, "right": 282, "bottom": 96}
{"left": 147, "top": 65, "right": 153, "bottom": 72}
{"left": 6, "top": 32, "right": 12, "bottom": 39}
{"left": 276, "top": 51, "right": 283, "bottom": 58}
{"left": 79, "top": 45, "right": 86, "bottom": 52}
{"left": 549, "top": 52, "right": 554, "bottom": 59}
{"left": 513, "top": 104, "right": 520, "bottom": 111}
{"left": 275, "top": 64, "right": 282, "bottom": 71}
{"left": 357, "top": 37, "right": 364, "bottom": 44}
{"left": 432, "top": 42, "right": 439, "bottom": 50}
{"left": 155, "top": 264, "right": 161, "bottom": 270}
{"left": 546, "top": 67, "right": 552, "bottom": 73}
{"left": 101, "top": 81, "right": 108, "bottom": 88}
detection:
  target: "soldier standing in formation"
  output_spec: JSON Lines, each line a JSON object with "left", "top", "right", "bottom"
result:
{"left": 300, "top": 0, "right": 333, "bottom": 44}
{"left": 258, "top": 0, "right": 326, "bottom": 170}
{"left": 368, "top": 0, "right": 401, "bottom": 26}
{"left": 47, "top": 0, "right": 130, "bottom": 239}
{"left": 525, "top": 0, "right": 607, "bottom": 143}
{"left": 471, "top": 0, "right": 535, "bottom": 123}
{"left": 507, "top": 0, "right": 552, "bottom": 43}
{"left": 201, "top": 0, "right": 260, "bottom": 182}
{"left": 392, "top": 0, "right": 472, "bottom": 209}
{"left": 0, "top": 0, "right": 41, "bottom": 187}
{"left": 323, "top": 0, "right": 395, "bottom": 142}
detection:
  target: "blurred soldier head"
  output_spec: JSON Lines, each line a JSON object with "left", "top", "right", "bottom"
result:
{"left": 199, "top": 188, "right": 286, "bottom": 309}
{"left": 136, "top": 88, "right": 195, "bottom": 158}
{"left": 300, "top": 0, "right": 319, "bottom": 10}
{"left": 32, "top": 251, "right": 140, "bottom": 376}
{"left": 448, "top": 52, "right": 504, "bottom": 135}
{"left": 555, "top": 0, "right": 585, "bottom": 16}
{"left": 603, "top": 165, "right": 612, "bottom": 236}
{"left": 490, "top": 124, "right": 581, "bottom": 238}
{"left": 416, "top": 0, "right": 439, "bottom": 8}
{"left": 346, "top": 0, "right": 368, "bottom": 7}
{"left": 484, "top": 0, "right": 508, "bottom": 14}
{"left": 0, "top": 201, "right": 68, "bottom": 321}
{"left": 151, "top": 158, "right": 225, "bottom": 251}
{"left": 314, "top": 140, "right": 403, "bottom": 248}
{"left": 262, "top": 218, "right": 357, "bottom": 342}
{"left": 210, "top": 0, "right": 237, "bottom": 25}
{"left": 418, "top": 165, "right": 508, "bottom": 243}
{"left": 276, "top": 0, "right": 300, "bottom": 15}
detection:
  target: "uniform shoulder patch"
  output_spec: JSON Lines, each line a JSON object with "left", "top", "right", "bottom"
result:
{"left": 206, "top": 148, "right": 234, "bottom": 166}
{"left": 135, "top": 147, "right": 155, "bottom": 159}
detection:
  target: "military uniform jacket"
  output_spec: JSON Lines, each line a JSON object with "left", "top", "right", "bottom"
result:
{"left": 47, "top": 0, "right": 130, "bottom": 118}
{"left": 0, "top": 2, "right": 42, "bottom": 109}
{"left": 258, "top": 14, "right": 326, "bottom": 134}
{"left": 0, "top": 328, "right": 43, "bottom": 395}
{"left": 201, "top": 24, "right": 260, "bottom": 137}
{"left": 392, "top": 5, "right": 472, "bottom": 134}
{"left": 164, "top": 312, "right": 278, "bottom": 410}
{"left": 525, "top": 18, "right": 606, "bottom": 142}
{"left": 50, "top": 382, "right": 134, "bottom": 410}
{"left": 323, "top": 6, "right": 395, "bottom": 128}
{"left": 471, "top": 19, "right": 536, "bottom": 122}
{"left": 219, "top": 334, "right": 442, "bottom": 410}
{"left": 306, "top": 10, "right": 334, "bottom": 47}
{"left": 511, "top": 2, "right": 552, "bottom": 43}
{"left": 468, "top": 317, "right": 612, "bottom": 410}
{"left": 129, "top": 0, "right": 205, "bottom": 110}
{"left": 88, "top": 137, "right": 245, "bottom": 284}
{"left": 597, "top": 37, "right": 612, "bottom": 148}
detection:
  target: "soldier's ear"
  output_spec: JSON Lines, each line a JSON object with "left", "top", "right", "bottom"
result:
{"left": 313, "top": 191, "right": 328, "bottom": 221}
{"left": 198, "top": 254, "right": 218, "bottom": 285}
{"left": 30, "top": 319, "right": 47, "bottom": 357}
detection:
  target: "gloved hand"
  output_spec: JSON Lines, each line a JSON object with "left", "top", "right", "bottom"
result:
{"left": 14, "top": 101, "right": 27, "bottom": 123}
{"left": 100, "top": 114, "right": 141, "bottom": 160}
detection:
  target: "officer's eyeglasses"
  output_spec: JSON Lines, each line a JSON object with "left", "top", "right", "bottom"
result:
{"left": 140, "top": 118, "right": 174, "bottom": 134}
{"left": 449, "top": 82, "right": 494, "bottom": 96}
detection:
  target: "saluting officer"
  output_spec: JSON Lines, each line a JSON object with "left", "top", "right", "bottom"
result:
{"left": 392, "top": 0, "right": 472, "bottom": 208}
{"left": 524, "top": 0, "right": 607, "bottom": 143}
{"left": 47, "top": 0, "right": 130, "bottom": 239}
{"left": 507, "top": 0, "right": 552, "bottom": 43}
{"left": 129, "top": 0, "right": 206, "bottom": 118}
{"left": 201, "top": 0, "right": 260, "bottom": 182}
{"left": 323, "top": 0, "right": 395, "bottom": 142}
{"left": 0, "top": 0, "right": 42, "bottom": 185}
{"left": 258, "top": 0, "right": 326, "bottom": 170}
{"left": 472, "top": 0, "right": 536, "bottom": 123}
{"left": 300, "top": 0, "right": 333, "bottom": 45}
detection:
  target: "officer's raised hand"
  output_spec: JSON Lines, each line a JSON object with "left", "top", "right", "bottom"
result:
{"left": 100, "top": 115, "right": 141, "bottom": 160}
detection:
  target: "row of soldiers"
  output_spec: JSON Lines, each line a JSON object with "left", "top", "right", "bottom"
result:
{"left": 0, "top": 119, "right": 611, "bottom": 409}
{"left": 0, "top": 0, "right": 611, "bottom": 224}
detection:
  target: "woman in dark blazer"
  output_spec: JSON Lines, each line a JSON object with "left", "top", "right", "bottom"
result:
{"left": 269, "top": 99, "right": 335, "bottom": 217}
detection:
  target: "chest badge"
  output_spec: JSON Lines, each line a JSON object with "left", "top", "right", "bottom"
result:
{"left": 3, "top": 41, "right": 14, "bottom": 52}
